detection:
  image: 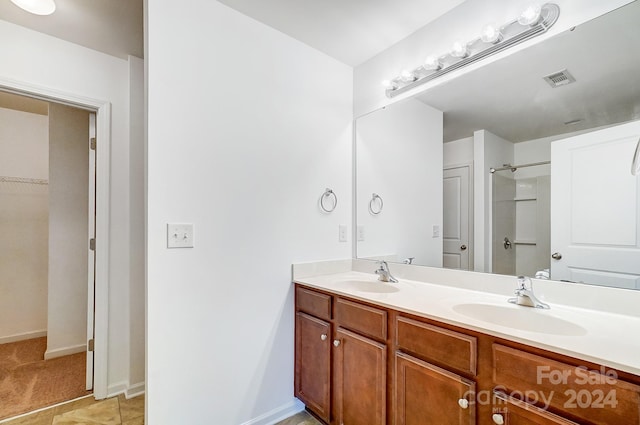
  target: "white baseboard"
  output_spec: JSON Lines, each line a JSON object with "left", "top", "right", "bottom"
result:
{"left": 0, "top": 329, "right": 47, "bottom": 345}
{"left": 240, "top": 398, "right": 305, "bottom": 425}
{"left": 107, "top": 381, "right": 129, "bottom": 398}
{"left": 125, "top": 382, "right": 145, "bottom": 399}
{"left": 44, "top": 343, "right": 86, "bottom": 360}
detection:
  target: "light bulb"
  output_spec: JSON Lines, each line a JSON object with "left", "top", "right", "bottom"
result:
{"left": 424, "top": 55, "right": 442, "bottom": 71}
{"left": 10, "top": 0, "right": 56, "bottom": 15}
{"left": 400, "top": 70, "right": 416, "bottom": 82}
{"left": 381, "top": 80, "right": 397, "bottom": 90}
{"left": 518, "top": 3, "right": 542, "bottom": 26}
{"left": 480, "top": 24, "right": 503, "bottom": 44}
{"left": 450, "top": 40, "right": 469, "bottom": 58}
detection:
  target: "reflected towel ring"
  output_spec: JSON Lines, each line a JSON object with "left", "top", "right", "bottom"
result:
{"left": 320, "top": 188, "right": 337, "bottom": 213}
{"left": 369, "top": 193, "right": 383, "bottom": 215}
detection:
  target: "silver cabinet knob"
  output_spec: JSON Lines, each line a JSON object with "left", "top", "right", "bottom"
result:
{"left": 492, "top": 414, "right": 505, "bottom": 425}
{"left": 458, "top": 398, "right": 469, "bottom": 409}
{"left": 460, "top": 245, "right": 467, "bottom": 251}
{"left": 551, "top": 252, "right": 562, "bottom": 260}
{"left": 320, "top": 334, "right": 327, "bottom": 341}
{"left": 333, "top": 340, "right": 341, "bottom": 347}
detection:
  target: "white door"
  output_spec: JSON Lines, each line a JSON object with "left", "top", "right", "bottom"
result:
{"left": 551, "top": 120, "right": 640, "bottom": 289}
{"left": 86, "top": 113, "right": 96, "bottom": 390}
{"left": 443, "top": 165, "right": 472, "bottom": 270}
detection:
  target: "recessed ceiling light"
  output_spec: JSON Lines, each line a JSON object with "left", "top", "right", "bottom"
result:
{"left": 10, "top": 0, "right": 56, "bottom": 16}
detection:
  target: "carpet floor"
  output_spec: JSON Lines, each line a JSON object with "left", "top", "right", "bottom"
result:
{"left": 0, "top": 337, "right": 90, "bottom": 421}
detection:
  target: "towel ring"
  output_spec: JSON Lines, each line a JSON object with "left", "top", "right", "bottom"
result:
{"left": 320, "top": 188, "right": 337, "bottom": 213}
{"left": 369, "top": 193, "right": 383, "bottom": 215}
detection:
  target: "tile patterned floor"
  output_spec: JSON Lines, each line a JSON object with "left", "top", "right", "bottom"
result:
{"left": 0, "top": 394, "right": 144, "bottom": 425}
{"left": 275, "top": 410, "right": 323, "bottom": 425}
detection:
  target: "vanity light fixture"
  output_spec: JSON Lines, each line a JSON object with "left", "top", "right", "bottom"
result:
{"left": 382, "top": 2, "right": 560, "bottom": 98}
{"left": 10, "top": 0, "right": 56, "bottom": 15}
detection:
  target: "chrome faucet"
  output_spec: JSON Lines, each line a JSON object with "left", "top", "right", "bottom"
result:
{"left": 508, "top": 276, "right": 550, "bottom": 309}
{"left": 375, "top": 261, "right": 398, "bottom": 283}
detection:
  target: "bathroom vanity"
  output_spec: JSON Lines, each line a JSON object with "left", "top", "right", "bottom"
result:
{"left": 293, "top": 266, "right": 640, "bottom": 425}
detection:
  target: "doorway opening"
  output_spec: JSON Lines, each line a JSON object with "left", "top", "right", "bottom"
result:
{"left": 0, "top": 90, "right": 97, "bottom": 420}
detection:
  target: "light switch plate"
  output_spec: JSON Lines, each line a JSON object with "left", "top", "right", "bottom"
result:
{"left": 167, "top": 223, "right": 194, "bottom": 248}
{"left": 432, "top": 225, "right": 440, "bottom": 238}
{"left": 357, "top": 225, "right": 365, "bottom": 241}
{"left": 339, "top": 225, "right": 348, "bottom": 242}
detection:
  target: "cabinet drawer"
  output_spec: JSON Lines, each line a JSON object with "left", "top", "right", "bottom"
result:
{"left": 493, "top": 391, "right": 579, "bottom": 425}
{"left": 335, "top": 298, "right": 387, "bottom": 341}
{"left": 396, "top": 316, "right": 477, "bottom": 376}
{"left": 493, "top": 344, "right": 640, "bottom": 425}
{"left": 296, "top": 286, "right": 331, "bottom": 320}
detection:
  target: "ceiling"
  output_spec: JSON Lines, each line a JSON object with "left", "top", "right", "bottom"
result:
{"left": 0, "top": 0, "right": 143, "bottom": 59}
{"left": 0, "top": 0, "right": 464, "bottom": 66}
{"left": 216, "top": 0, "right": 466, "bottom": 66}
{"left": 415, "top": 2, "right": 640, "bottom": 143}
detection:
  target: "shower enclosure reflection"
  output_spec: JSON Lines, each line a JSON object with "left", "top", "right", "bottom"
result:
{"left": 491, "top": 163, "right": 550, "bottom": 278}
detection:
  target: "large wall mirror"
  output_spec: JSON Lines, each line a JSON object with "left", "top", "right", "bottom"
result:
{"left": 355, "top": 2, "right": 640, "bottom": 290}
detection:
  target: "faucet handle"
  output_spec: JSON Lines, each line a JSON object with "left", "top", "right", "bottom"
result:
{"left": 517, "top": 276, "right": 532, "bottom": 290}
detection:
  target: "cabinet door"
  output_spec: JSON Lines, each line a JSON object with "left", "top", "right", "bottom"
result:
{"left": 493, "top": 392, "right": 579, "bottom": 425}
{"left": 334, "top": 327, "right": 386, "bottom": 425}
{"left": 395, "top": 352, "right": 475, "bottom": 425}
{"left": 295, "top": 312, "right": 331, "bottom": 423}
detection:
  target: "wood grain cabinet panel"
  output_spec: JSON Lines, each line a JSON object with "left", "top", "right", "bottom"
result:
{"left": 493, "top": 344, "right": 640, "bottom": 425}
{"left": 395, "top": 352, "right": 475, "bottom": 425}
{"left": 295, "top": 312, "right": 331, "bottom": 423}
{"left": 335, "top": 297, "right": 387, "bottom": 341}
{"left": 396, "top": 316, "right": 477, "bottom": 376}
{"left": 296, "top": 286, "right": 331, "bottom": 321}
{"left": 493, "top": 392, "right": 580, "bottom": 425}
{"left": 334, "top": 327, "right": 386, "bottom": 425}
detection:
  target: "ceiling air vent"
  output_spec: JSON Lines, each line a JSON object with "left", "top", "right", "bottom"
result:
{"left": 543, "top": 69, "right": 576, "bottom": 88}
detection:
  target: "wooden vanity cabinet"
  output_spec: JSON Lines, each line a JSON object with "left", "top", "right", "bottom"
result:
{"left": 394, "top": 315, "right": 477, "bottom": 425}
{"left": 294, "top": 284, "right": 640, "bottom": 425}
{"left": 295, "top": 285, "right": 387, "bottom": 425}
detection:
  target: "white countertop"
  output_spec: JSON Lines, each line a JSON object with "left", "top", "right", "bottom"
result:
{"left": 294, "top": 270, "right": 640, "bottom": 376}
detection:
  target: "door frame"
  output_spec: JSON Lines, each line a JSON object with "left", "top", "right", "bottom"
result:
{"left": 443, "top": 162, "right": 474, "bottom": 270}
{"left": 0, "top": 77, "right": 111, "bottom": 399}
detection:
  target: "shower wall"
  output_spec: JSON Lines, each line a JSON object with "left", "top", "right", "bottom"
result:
{"left": 0, "top": 106, "right": 49, "bottom": 343}
{"left": 492, "top": 173, "right": 515, "bottom": 275}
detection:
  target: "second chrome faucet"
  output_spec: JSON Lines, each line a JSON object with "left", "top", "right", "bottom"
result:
{"left": 508, "top": 276, "right": 550, "bottom": 309}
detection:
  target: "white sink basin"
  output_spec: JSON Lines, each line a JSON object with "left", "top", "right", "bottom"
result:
{"left": 452, "top": 303, "right": 587, "bottom": 336}
{"left": 337, "top": 280, "right": 399, "bottom": 293}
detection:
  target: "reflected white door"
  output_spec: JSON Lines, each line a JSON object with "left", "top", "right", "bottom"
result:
{"left": 443, "top": 165, "right": 472, "bottom": 270}
{"left": 551, "top": 120, "right": 640, "bottom": 289}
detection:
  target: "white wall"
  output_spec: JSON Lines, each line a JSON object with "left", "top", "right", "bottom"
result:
{"left": 0, "top": 107, "right": 49, "bottom": 343}
{"left": 473, "top": 129, "right": 513, "bottom": 272}
{"left": 46, "top": 103, "right": 89, "bottom": 359}
{"left": 353, "top": 0, "right": 633, "bottom": 116}
{"left": 146, "top": 1, "right": 352, "bottom": 424}
{"left": 444, "top": 136, "right": 473, "bottom": 167}
{"left": 356, "top": 98, "right": 443, "bottom": 266}
{"left": 0, "top": 19, "right": 144, "bottom": 396}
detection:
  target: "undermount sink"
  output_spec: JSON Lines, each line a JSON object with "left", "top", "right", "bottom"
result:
{"left": 337, "top": 280, "right": 400, "bottom": 293}
{"left": 452, "top": 303, "right": 587, "bottom": 336}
